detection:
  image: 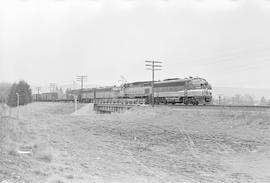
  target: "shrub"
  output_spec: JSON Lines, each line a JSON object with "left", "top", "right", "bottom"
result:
{"left": 7, "top": 80, "right": 32, "bottom": 107}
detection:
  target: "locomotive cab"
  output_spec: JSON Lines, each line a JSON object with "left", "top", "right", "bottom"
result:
{"left": 169, "top": 77, "right": 212, "bottom": 105}
{"left": 188, "top": 78, "right": 212, "bottom": 104}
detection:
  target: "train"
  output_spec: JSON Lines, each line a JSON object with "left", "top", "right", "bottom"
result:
{"left": 32, "top": 77, "right": 212, "bottom": 105}
{"left": 32, "top": 91, "right": 69, "bottom": 102}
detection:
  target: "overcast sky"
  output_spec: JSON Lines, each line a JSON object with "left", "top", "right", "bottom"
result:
{"left": 1, "top": 0, "right": 270, "bottom": 89}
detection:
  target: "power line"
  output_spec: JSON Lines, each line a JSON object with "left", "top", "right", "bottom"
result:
{"left": 49, "top": 83, "right": 57, "bottom": 92}
{"left": 76, "top": 75, "right": 88, "bottom": 90}
{"left": 145, "top": 60, "right": 162, "bottom": 107}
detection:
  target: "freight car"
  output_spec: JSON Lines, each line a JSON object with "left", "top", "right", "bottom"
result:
{"left": 32, "top": 92, "right": 58, "bottom": 101}
{"left": 32, "top": 91, "right": 71, "bottom": 102}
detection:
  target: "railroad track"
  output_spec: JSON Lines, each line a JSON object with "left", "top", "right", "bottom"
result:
{"left": 159, "top": 104, "right": 270, "bottom": 111}
{"left": 33, "top": 100, "right": 270, "bottom": 112}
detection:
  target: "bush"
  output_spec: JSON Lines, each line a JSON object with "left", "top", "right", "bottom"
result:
{"left": 7, "top": 80, "right": 32, "bottom": 107}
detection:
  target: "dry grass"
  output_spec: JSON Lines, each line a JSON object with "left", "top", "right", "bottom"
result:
{"left": 35, "top": 153, "right": 53, "bottom": 163}
{"left": 86, "top": 107, "right": 270, "bottom": 182}
{"left": 1, "top": 103, "right": 270, "bottom": 182}
{"left": 23, "top": 102, "right": 86, "bottom": 115}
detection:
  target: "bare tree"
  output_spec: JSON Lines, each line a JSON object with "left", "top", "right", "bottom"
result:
{"left": 260, "top": 96, "right": 267, "bottom": 105}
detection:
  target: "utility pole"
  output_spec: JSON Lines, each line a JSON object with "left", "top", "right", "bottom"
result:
{"left": 74, "top": 95, "right": 78, "bottom": 115}
{"left": 218, "top": 94, "right": 222, "bottom": 105}
{"left": 50, "top": 83, "right": 57, "bottom": 93}
{"left": 76, "top": 76, "right": 88, "bottom": 91}
{"left": 36, "top": 87, "right": 41, "bottom": 94}
{"left": 145, "top": 60, "right": 162, "bottom": 107}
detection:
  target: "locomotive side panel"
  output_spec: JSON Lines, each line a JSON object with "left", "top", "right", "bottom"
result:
{"left": 94, "top": 87, "right": 120, "bottom": 99}
{"left": 81, "top": 91, "right": 94, "bottom": 100}
{"left": 153, "top": 77, "right": 212, "bottom": 105}
{"left": 124, "top": 86, "right": 151, "bottom": 98}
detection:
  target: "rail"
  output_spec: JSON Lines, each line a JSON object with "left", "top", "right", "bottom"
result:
{"left": 164, "top": 104, "right": 270, "bottom": 108}
{"left": 162, "top": 104, "right": 270, "bottom": 111}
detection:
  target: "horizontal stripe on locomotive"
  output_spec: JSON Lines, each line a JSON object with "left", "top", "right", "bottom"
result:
{"left": 123, "top": 87, "right": 151, "bottom": 95}
{"left": 81, "top": 91, "right": 119, "bottom": 98}
{"left": 154, "top": 89, "right": 211, "bottom": 97}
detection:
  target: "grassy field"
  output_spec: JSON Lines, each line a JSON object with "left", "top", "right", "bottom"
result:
{"left": 1, "top": 103, "right": 270, "bottom": 183}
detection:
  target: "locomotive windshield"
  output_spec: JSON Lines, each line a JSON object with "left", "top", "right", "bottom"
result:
{"left": 191, "top": 78, "right": 212, "bottom": 89}
{"left": 191, "top": 79, "right": 204, "bottom": 89}
{"left": 206, "top": 83, "right": 212, "bottom": 90}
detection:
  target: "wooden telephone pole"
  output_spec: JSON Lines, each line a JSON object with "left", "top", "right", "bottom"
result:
{"left": 36, "top": 87, "right": 41, "bottom": 94}
{"left": 145, "top": 60, "right": 162, "bottom": 107}
{"left": 49, "top": 83, "right": 57, "bottom": 92}
{"left": 76, "top": 76, "right": 88, "bottom": 90}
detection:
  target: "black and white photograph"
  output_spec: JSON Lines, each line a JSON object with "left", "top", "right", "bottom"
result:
{"left": 1, "top": 0, "right": 270, "bottom": 182}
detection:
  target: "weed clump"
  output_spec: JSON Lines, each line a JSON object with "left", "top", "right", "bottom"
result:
{"left": 36, "top": 153, "right": 53, "bottom": 163}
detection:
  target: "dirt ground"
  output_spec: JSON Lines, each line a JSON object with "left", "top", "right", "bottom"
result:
{"left": 1, "top": 102, "right": 270, "bottom": 183}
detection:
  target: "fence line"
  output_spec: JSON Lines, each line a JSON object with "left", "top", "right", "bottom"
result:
{"left": 1, "top": 103, "right": 18, "bottom": 119}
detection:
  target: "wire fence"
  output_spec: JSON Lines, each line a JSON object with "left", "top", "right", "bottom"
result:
{"left": 0, "top": 103, "right": 19, "bottom": 146}
{"left": 0, "top": 104, "right": 9, "bottom": 151}
{"left": 0, "top": 103, "right": 19, "bottom": 119}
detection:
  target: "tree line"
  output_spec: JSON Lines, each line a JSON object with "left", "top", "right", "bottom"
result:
{"left": 214, "top": 94, "right": 270, "bottom": 106}
{"left": 0, "top": 81, "right": 32, "bottom": 107}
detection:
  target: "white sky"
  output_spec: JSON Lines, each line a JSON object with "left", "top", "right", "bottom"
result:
{"left": 1, "top": 0, "right": 270, "bottom": 89}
